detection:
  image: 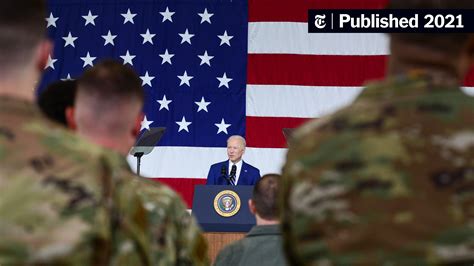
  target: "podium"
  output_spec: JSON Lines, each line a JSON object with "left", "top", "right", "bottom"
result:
{"left": 192, "top": 185, "right": 256, "bottom": 262}
{"left": 193, "top": 185, "right": 256, "bottom": 232}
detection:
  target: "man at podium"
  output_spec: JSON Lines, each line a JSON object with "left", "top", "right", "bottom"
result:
{"left": 206, "top": 135, "right": 260, "bottom": 185}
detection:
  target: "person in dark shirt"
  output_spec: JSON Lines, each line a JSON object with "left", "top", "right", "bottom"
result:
{"left": 215, "top": 174, "right": 287, "bottom": 266}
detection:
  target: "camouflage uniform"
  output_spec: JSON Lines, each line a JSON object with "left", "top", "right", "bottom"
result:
{"left": 0, "top": 96, "right": 208, "bottom": 265}
{"left": 281, "top": 73, "right": 474, "bottom": 265}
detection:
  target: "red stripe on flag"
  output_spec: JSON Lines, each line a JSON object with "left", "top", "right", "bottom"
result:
{"left": 248, "top": 54, "right": 387, "bottom": 87}
{"left": 249, "top": 0, "right": 389, "bottom": 22}
{"left": 248, "top": 55, "right": 474, "bottom": 87}
{"left": 153, "top": 178, "right": 206, "bottom": 208}
{"left": 246, "top": 116, "right": 310, "bottom": 148}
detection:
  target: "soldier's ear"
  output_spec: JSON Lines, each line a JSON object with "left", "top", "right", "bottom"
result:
{"left": 132, "top": 112, "right": 144, "bottom": 138}
{"left": 65, "top": 106, "right": 77, "bottom": 130}
{"left": 458, "top": 35, "right": 474, "bottom": 79}
{"left": 248, "top": 199, "right": 256, "bottom": 215}
{"left": 35, "top": 40, "right": 53, "bottom": 72}
{"left": 467, "top": 35, "right": 474, "bottom": 64}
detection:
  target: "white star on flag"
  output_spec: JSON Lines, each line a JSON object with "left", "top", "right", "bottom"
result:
{"left": 61, "top": 74, "right": 73, "bottom": 81}
{"left": 82, "top": 10, "right": 98, "bottom": 26}
{"left": 140, "top": 115, "right": 153, "bottom": 131}
{"left": 159, "top": 49, "right": 174, "bottom": 65}
{"left": 217, "top": 72, "right": 232, "bottom": 88}
{"left": 140, "top": 29, "right": 156, "bottom": 44}
{"left": 176, "top": 116, "right": 192, "bottom": 132}
{"left": 198, "top": 51, "right": 214, "bottom": 66}
{"left": 140, "top": 71, "right": 155, "bottom": 87}
{"left": 218, "top": 30, "right": 234, "bottom": 46}
{"left": 62, "top": 32, "right": 78, "bottom": 47}
{"left": 80, "top": 52, "right": 96, "bottom": 67}
{"left": 45, "top": 55, "right": 57, "bottom": 70}
{"left": 120, "top": 50, "right": 136, "bottom": 66}
{"left": 179, "top": 29, "right": 194, "bottom": 44}
{"left": 198, "top": 8, "right": 214, "bottom": 24}
{"left": 195, "top": 97, "right": 211, "bottom": 112}
{"left": 215, "top": 118, "right": 231, "bottom": 134}
{"left": 121, "top": 9, "right": 137, "bottom": 24}
{"left": 102, "top": 30, "right": 117, "bottom": 46}
{"left": 157, "top": 95, "right": 172, "bottom": 111}
{"left": 45, "top": 12, "right": 58, "bottom": 28}
{"left": 177, "top": 71, "right": 193, "bottom": 87}
{"left": 160, "top": 7, "right": 175, "bottom": 22}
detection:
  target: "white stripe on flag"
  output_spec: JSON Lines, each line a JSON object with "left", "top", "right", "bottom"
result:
{"left": 246, "top": 84, "right": 363, "bottom": 118}
{"left": 248, "top": 22, "right": 389, "bottom": 55}
{"left": 127, "top": 146, "right": 287, "bottom": 178}
{"left": 461, "top": 87, "right": 474, "bottom": 96}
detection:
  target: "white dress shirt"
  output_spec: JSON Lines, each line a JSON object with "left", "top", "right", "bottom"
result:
{"left": 228, "top": 160, "right": 243, "bottom": 185}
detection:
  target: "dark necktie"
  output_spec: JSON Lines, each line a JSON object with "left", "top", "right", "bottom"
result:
{"left": 229, "top": 164, "right": 237, "bottom": 185}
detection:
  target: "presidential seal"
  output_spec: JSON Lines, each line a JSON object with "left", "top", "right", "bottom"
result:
{"left": 214, "top": 190, "right": 241, "bottom": 217}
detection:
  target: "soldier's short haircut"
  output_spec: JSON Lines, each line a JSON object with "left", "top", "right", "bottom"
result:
{"left": 75, "top": 60, "right": 144, "bottom": 137}
{"left": 0, "top": 1, "right": 47, "bottom": 66}
{"left": 77, "top": 60, "right": 144, "bottom": 104}
{"left": 252, "top": 174, "right": 280, "bottom": 220}
{"left": 388, "top": 0, "right": 474, "bottom": 55}
{"left": 38, "top": 80, "right": 77, "bottom": 126}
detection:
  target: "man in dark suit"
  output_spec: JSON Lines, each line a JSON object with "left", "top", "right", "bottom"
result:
{"left": 206, "top": 135, "right": 260, "bottom": 185}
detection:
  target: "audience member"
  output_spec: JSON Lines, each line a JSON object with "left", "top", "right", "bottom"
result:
{"left": 66, "top": 60, "right": 142, "bottom": 155}
{"left": 282, "top": 0, "right": 474, "bottom": 264}
{"left": 38, "top": 79, "right": 76, "bottom": 126}
{"left": 215, "top": 174, "right": 287, "bottom": 266}
{"left": 0, "top": 1, "right": 207, "bottom": 264}
{"left": 66, "top": 59, "right": 209, "bottom": 265}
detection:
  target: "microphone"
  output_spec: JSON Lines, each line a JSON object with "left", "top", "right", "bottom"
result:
{"left": 220, "top": 164, "right": 226, "bottom": 176}
{"left": 220, "top": 164, "right": 231, "bottom": 185}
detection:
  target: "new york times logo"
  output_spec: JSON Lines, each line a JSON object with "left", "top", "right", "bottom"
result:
{"left": 308, "top": 9, "right": 471, "bottom": 33}
{"left": 314, "top": 14, "right": 326, "bottom": 29}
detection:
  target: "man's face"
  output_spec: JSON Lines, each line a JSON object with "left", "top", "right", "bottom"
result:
{"left": 227, "top": 138, "right": 244, "bottom": 163}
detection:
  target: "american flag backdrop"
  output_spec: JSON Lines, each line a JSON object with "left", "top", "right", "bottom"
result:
{"left": 41, "top": 0, "right": 474, "bottom": 207}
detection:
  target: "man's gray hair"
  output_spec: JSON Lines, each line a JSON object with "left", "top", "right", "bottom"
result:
{"left": 227, "top": 135, "right": 246, "bottom": 148}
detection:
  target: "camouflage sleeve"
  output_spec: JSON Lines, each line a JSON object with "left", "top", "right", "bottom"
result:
{"left": 0, "top": 116, "right": 119, "bottom": 265}
{"left": 280, "top": 80, "right": 474, "bottom": 264}
{"left": 128, "top": 177, "right": 209, "bottom": 266}
{"left": 169, "top": 194, "right": 209, "bottom": 266}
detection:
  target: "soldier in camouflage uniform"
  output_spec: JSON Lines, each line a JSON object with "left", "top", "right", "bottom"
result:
{"left": 282, "top": 0, "right": 474, "bottom": 265}
{"left": 0, "top": 1, "right": 208, "bottom": 265}
{"left": 67, "top": 59, "right": 209, "bottom": 265}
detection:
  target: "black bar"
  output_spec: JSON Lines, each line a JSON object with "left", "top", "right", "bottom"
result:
{"left": 308, "top": 9, "right": 474, "bottom": 33}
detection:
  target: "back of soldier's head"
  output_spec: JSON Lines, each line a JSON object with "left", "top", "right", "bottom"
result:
{"left": 75, "top": 60, "right": 144, "bottom": 137}
{"left": 252, "top": 174, "right": 280, "bottom": 220}
{"left": 38, "top": 80, "right": 77, "bottom": 126}
{"left": 78, "top": 60, "right": 144, "bottom": 103}
{"left": 389, "top": 0, "right": 474, "bottom": 57}
{"left": 0, "top": 1, "right": 46, "bottom": 73}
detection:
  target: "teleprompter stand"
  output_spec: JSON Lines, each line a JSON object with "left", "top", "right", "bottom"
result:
{"left": 129, "top": 127, "right": 166, "bottom": 176}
